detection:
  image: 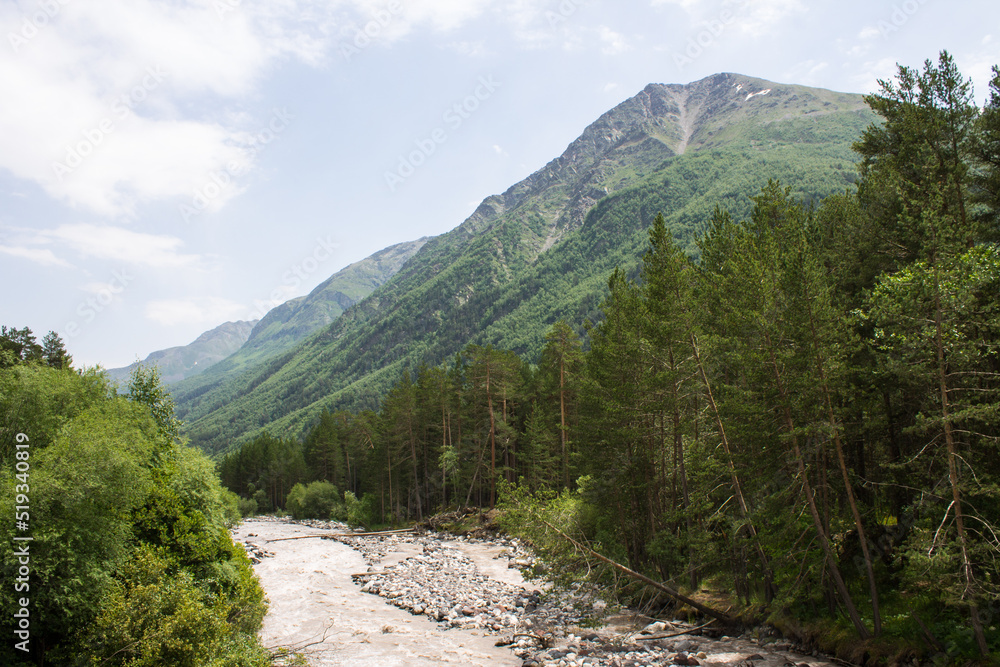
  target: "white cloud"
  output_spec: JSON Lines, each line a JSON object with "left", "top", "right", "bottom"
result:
{"left": 597, "top": 26, "right": 629, "bottom": 55}
{"left": 731, "top": 0, "right": 805, "bottom": 38}
{"left": 784, "top": 59, "right": 829, "bottom": 87}
{"left": 81, "top": 281, "right": 122, "bottom": 295}
{"left": 493, "top": 144, "right": 509, "bottom": 157}
{"left": 650, "top": 0, "right": 701, "bottom": 10}
{"left": 40, "top": 224, "right": 204, "bottom": 269}
{"left": 651, "top": 0, "right": 803, "bottom": 40}
{"left": 0, "top": 244, "right": 72, "bottom": 268}
{"left": 500, "top": 0, "right": 590, "bottom": 50}
{"left": 445, "top": 40, "right": 489, "bottom": 57}
{"left": 0, "top": 0, "right": 501, "bottom": 219}
{"left": 145, "top": 297, "right": 246, "bottom": 327}
{"left": 850, "top": 57, "right": 901, "bottom": 93}
{"left": 397, "top": 0, "right": 494, "bottom": 31}
{"left": 0, "top": 1, "right": 315, "bottom": 217}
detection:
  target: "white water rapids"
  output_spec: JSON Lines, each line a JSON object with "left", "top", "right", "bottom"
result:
{"left": 233, "top": 519, "right": 523, "bottom": 666}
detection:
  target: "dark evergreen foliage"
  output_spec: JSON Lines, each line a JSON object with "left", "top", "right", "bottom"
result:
{"left": 218, "top": 52, "right": 1000, "bottom": 660}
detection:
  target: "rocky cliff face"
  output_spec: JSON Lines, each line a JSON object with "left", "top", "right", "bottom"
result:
{"left": 452, "top": 73, "right": 867, "bottom": 253}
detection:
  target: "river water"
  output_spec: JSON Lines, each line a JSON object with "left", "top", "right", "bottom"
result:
{"left": 233, "top": 519, "right": 523, "bottom": 666}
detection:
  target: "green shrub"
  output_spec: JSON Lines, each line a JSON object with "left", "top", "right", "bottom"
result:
{"left": 251, "top": 488, "right": 270, "bottom": 513}
{"left": 79, "top": 545, "right": 269, "bottom": 667}
{"left": 0, "top": 364, "right": 271, "bottom": 664}
{"left": 344, "top": 491, "right": 378, "bottom": 528}
{"left": 285, "top": 481, "right": 343, "bottom": 520}
{"left": 237, "top": 496, "right": 258, "bottom": 517}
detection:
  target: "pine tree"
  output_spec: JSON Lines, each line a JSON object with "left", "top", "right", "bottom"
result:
{"left": 538, "top": 321, "right": 583, "bottom": 489}
{"left": 581, "top": 268, "right": 654, "bottom": 568}
{"left": 41, "top": 331, "right": 72, "bottom": 369}
{"left": 973, "top": 65, "right": 1000, "bottom": 239}
{"left": 855, "top": 52, "right": 993, "bottom": 653}
{"left": 0, "top": 326, "right": 42, "bottom": 366}
{"left": 699, "top": 182, "right": 872, "bottom": 638}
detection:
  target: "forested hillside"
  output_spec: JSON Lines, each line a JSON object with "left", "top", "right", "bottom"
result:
{"left": 163, "top": 236, "right": 428, "bottom": 400}
{"left": 178, "top": 73, "right": 875, "bottom": 455}
{"left": 218, "top": 54, "right": 1000, "bottom": 661}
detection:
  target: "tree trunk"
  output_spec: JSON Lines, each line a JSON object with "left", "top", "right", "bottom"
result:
{"left": 933, "top": 270, "right": 990, "bottom": 656}
{"left": 690, "top": 335, "right": 776, "bottom": 602}
{"left": 764, "top": 332, "right": 871, "bottom": 639}
{"left": 802, "top": 287, "right": 882, "bottom": 630}
{"left": 560, "top": 352, "right": 568, "bottom": 489}
{"left": 408, "top": 416, "right": 423, "bottom": 521}
{"left": 533, "top": 514, "right": 736, "bottom": 625}
{"left": 487, "top": 362, "right": 497, "bottom": 508}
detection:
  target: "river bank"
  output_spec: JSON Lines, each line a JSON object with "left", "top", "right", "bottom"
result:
{"left": 233, "top": 517, "right": 843, "bottom": 667}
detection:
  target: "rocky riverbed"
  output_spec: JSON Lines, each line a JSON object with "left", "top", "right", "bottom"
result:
{"left": 234, "top": 517, "right": 842, "bottom": 667}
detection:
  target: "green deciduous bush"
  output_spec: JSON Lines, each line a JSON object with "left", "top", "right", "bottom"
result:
{"left": 285, "top": 480, "right": 343, "bottom": 520}
{"left": 344, "top": 490, "right": 379, "bottom": 528}
{"left": 79, "top": 545, "right": 268, "bottom": 667}
{"left": 0, "top": 362, "right": 269, "bottom": 666}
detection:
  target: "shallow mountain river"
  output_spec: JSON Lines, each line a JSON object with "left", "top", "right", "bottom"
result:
{"left": 234, "top": 518, "right": 842, "bottom": 667}
{"left": 233, "top": 519, "right": 522, "bottom": 666}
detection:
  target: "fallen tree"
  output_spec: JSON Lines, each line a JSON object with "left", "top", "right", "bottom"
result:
{"left": 533, "top": 515, "right": 736, "bottom": 626}
{"left": 267, "top": 528, "right": 415, "bottom": 542}
{"left": 497, "top": 481, "right": 736, "bottom": 627}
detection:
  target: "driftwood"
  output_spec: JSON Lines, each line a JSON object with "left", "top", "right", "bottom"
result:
{"left": 635, "top": 619, "right": 717, "bottom": 640}
{"left": 267, "top": 528, "right": 415, "bottom": 543}
{"left": 535, "top": 516, "right": 736, "bottom": 626}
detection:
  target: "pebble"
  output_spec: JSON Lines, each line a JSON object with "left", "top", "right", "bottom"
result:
{"left": 236, "top": 517, "right": 842, "bottom": 667}
{"left": 233, "top": 531, "right": 275, "bottom": 564}
{"left": 341, "top": 530, "right": 584, "bottom": 635}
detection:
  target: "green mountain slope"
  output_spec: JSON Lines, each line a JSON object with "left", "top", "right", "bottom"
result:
{"left": 106, "top": 320, "right": 258, "bottom": 384}
{"left": 169, "top": 237, "right": 427, "bottom": 400}
{"left": 177, "top": 73, "right": 876, "bottom": 455}
{"left": 229, "top": 237, "right": 429, "bottom": 368}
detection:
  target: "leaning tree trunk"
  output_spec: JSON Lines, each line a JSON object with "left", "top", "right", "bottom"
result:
{"left": 933, "top": 272, "right": 990, "bottom": 656}
{"left": 690, "top": 335, "right": 776, "bottom": 602}
{"left": 764, "top": 332, "right": 871, "bottom": 640}
{"left": 804, "top": 297, "right": 882, "bottom": 635}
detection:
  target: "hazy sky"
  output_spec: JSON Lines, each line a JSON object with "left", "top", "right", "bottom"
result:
{"left": 1, "top": 0, "right": 998, "bottom": 368}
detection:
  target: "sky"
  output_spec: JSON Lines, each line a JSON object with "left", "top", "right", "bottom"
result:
{"left": 1, "top": 0, "right": 998, "bottom": 369}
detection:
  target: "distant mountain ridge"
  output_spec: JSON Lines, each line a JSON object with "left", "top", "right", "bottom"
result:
{"left": 106, "top": 320, "right": 257, "bottom": 384}
{"left": 112, "top": 237, "right": 427, "bottom": 385}
{"left": 173, "top": 73, "right": 876, "bottom": 454}
{"left": 233, "top": 237, "right": 429, "bottom": 368}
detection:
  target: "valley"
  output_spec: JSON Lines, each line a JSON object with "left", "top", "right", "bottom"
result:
{"left": 4, "top": 53, "right": 999, "bottom": 665}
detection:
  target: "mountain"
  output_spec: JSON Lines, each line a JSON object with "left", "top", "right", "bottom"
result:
{"left": 115, "top": 238, "right": 426, "bottom": 387}
{"left": 165, "top": 237, "right": 426, "bottom": 394}
{"left": 175, "top": 73, "right": 876, "bottom": 455}
{"left": 106, "top": 320, "right": 258, "bottom": 384}
{"left": 218, "top": 237, "right": 429, "bottom": 371}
